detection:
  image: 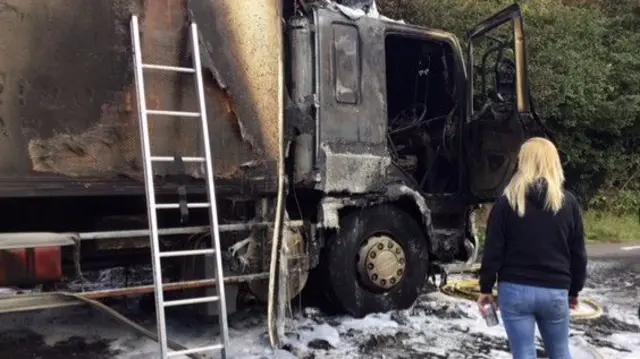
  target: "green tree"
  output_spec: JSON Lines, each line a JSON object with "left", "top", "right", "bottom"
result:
{"left": 379, "top": 0, "right": 640, "bottom": 209}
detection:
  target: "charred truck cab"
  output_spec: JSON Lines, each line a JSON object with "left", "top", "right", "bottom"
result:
{"left": 282, "top": 2, "right": 549, "bottom": 315}
{"left": 0, "top": 0, "right": 551, "bottom": 319}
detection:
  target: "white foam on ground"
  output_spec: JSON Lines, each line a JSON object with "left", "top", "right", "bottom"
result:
{"left": 0, "top": 286, "right": 636, "bottom": 359}
{"left": 1, "top": 260, "right": 638, "bottom": 358}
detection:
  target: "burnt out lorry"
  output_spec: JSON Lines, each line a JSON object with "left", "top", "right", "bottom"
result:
{"left": 0, "top": 0, "right": 551, "bottom": 318}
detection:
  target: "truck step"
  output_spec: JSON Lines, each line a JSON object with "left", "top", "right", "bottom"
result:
{"left": 155, "top": 203, "right": 211, "bottom": 210}
{"left": 150, "top": 156, "right": 205, "bottom": 162}
{"left": 141, "top": 64, "right": 195, "bottom": 73}
{"left": 146, "top": 110, "right": 201, "bottom": 118}
{"left": 167, "top": 344, "right": 224, "bottom": 357}
{"left": 163, "top": 296, "right": 220, "bottom": 307}
{"left": 159, "top": 248, "right": 215, "bottom": 258}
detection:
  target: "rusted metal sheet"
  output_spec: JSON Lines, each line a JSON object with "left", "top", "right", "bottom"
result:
{"left": 0, "top": 0, "right": 279, "bottom": 182}
{"left": 0, "top": 248, "right": 62, "bottom": 286}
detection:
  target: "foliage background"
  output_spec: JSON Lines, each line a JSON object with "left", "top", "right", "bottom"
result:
{"left": 378, "top": 0, "right": 640, "bottom": 215}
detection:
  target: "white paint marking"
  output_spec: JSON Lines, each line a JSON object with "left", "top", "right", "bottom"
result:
{"left": 620, "top": 245, "right": 640, "bottom": 251}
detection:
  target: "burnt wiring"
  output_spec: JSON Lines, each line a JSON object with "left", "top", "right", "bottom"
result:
{"left": 441, "top": 49, "right": 456, "bottom": 100}
{"left": 387, "top": 105, "right": 455, "bottom": 192}
{"left": 441, "top": 106, "right": 458, "bottom": 161}
{"left": 414, "top": 56, "right": 431, "bottom": 106}
{"left": 387, "top": 48, "right": 459, "bottom": 185}
{"left": 388, "top": 103, "right": 429, "bottom": 135}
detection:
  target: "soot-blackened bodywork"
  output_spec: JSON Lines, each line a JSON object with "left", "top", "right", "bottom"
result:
{"left": 313, "top": 8, "right": 390, "bottom": 194}
{"left": 0, "top": 0, "right": 282, "bottom": 197}
{"left": 310, "top": 7, "right": 468, "bottom": 196}
{"left": 303, "top": 2, "right": 549, "bottom": 263}
{"left": 305, "top": 5, "right": 466, "bottom": 228}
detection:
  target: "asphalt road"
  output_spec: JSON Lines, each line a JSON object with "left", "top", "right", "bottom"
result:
{"left": 587, "top": 241, "right": 640, "bottom": 259}
{"left": 0, "top": 244, "right": 638, "bottom": 359}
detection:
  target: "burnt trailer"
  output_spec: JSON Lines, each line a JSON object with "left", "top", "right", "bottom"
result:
{"left": 0, "top": 0, "right": 552, "bottom": 318}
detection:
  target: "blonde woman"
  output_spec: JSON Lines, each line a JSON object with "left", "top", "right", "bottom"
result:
{"left": 477, "top": 137, "right": 587, "bottom": 359}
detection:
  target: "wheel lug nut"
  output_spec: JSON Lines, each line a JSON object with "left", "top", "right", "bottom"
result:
{"left": 370, "top": 252, "right": 376, "bottom": 258}
{"left": 388, "top": 242, "right": 393, "bottom": 248}
{"left": 380, "top": 279, "right": 386, "bottom": 286}
{"left": 399, "top": 258, "right": 405, "bottom": 264}
{"left": 367, "top": 263, "right": 374, "bottom": 270}
{"left": 377, "top": 243, "right": 384, "bottom": 250}
{"left": 395, "top": 248, "right": 401, "bottom": 254}
{"left": 390, "top": 278, "right": 396, "bottom": 284}
{"left": 372, "top": 274, "right": 378, "bottom": 281}
{"left": 397, "top": 269, "right": 403, "bottom": 276}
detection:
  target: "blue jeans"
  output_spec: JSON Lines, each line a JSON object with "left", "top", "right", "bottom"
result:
{"left": 498, "top": 282, "right": 572, "bottom": 359}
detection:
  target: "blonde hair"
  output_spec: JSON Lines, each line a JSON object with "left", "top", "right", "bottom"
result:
{"left": 504, "top": 137, "right": 565, "bottom": 217}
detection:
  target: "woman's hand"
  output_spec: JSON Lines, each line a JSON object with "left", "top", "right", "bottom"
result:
{"left": 477, "top": 293, "right": 495, "bottom": 310}
{"left": 569, "top": 296, "right": 578, "bottom": 309}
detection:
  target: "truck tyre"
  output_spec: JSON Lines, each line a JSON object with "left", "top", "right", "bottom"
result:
{"left": 322, "top": 204, "right": 429, "bottom": 317}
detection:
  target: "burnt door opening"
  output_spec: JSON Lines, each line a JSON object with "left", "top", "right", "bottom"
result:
{"left": 462, "top": 4, "right": 556, "bottom": 202}
{"left": 385, "top": 34, "right": 459, "bottom": 194}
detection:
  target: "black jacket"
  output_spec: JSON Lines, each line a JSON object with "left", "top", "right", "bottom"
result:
{"left": 479, "top": 181, "right": 587, "bottom": 297}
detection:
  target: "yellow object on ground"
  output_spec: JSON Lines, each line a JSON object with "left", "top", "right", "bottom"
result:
{"left": 439, "top": 278, "right": 604, "bottom": 321}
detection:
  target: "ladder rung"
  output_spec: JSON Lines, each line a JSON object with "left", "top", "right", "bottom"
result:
{"left": 146, "top": 110, "right": 200, "bottom": 118}
{"left": 167, "top": 344, "right": 224, "bottom": 357}
{"left": 150, "top": 156, "right": 205, "bottom": 162}
{"left": 155, "top": 203, "right": 211, "bottom": 210}
{"left": 159, "top": 248, "right": 215, "bottom": 258}
{"left": 164, "top": 296, "right": 220, "bottom": 307}
{"left": 141, "top": 63, "right": 195, "bottom": 73}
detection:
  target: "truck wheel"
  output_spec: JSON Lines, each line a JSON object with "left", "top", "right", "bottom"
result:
{"left": 322, "top": 204, "right": 429, "bottom": 317}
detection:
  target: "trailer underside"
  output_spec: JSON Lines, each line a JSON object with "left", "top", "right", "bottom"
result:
{"left": 0, "top": 172, "right": 278, "bottom": 198}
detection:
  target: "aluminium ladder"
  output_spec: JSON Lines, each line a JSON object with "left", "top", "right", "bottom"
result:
{"left": 130, "top": 15, "right": 229, "bottom": 358}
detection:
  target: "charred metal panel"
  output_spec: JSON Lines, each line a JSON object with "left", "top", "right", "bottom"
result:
{"left": 333, "top": 24, "right": 360, "bottom": 104}
{"left": 288, "top": 15, "right": 316, "bottom": 184}
{"left": 288, "top": 16, "right": 315, "bottom": 119}
{"left": 314, "top": 8, "right": 390, "bottom": 194}
{"left": 187, "top": 0, "right": 283, "bottom": 161}
{"left": 0, "top": 0, "right": 272, "bottom": 183}
{"left": 0, "top": 0, "right": 136, "bottom": 175}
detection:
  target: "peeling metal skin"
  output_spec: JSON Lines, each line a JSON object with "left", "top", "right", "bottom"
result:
{"left": 188, "top": 0, "right": 282, "bottom": 161}
{"left": 0, "top": 0, "right": 135, "bottom": 176}
{"left": 0, "top": 0, "right": 272, "bottom": 181}
{"left": 383, "top": 184, "right": 438, "bottom": 255}
{"left": 383, "top": 184, "right": 431, "bottom": 226}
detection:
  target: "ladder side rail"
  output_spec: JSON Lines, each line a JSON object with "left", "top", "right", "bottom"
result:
{"left": 130, "top": 15, "right": 170, "bottom": 358}
{"left": 190, "top": 22, "right": 231, "bottom": 355}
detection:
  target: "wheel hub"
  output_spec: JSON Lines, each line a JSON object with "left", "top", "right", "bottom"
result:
{"left": 357, "top": 235, "right": 406, "bottom": 290}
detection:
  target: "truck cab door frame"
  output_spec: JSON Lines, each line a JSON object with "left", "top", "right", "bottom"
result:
{"left": 465, "top": 3, "right": 531, "bottom": 118}
{"left": 463, "top": 3, "right": 544, "bottom": 202}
